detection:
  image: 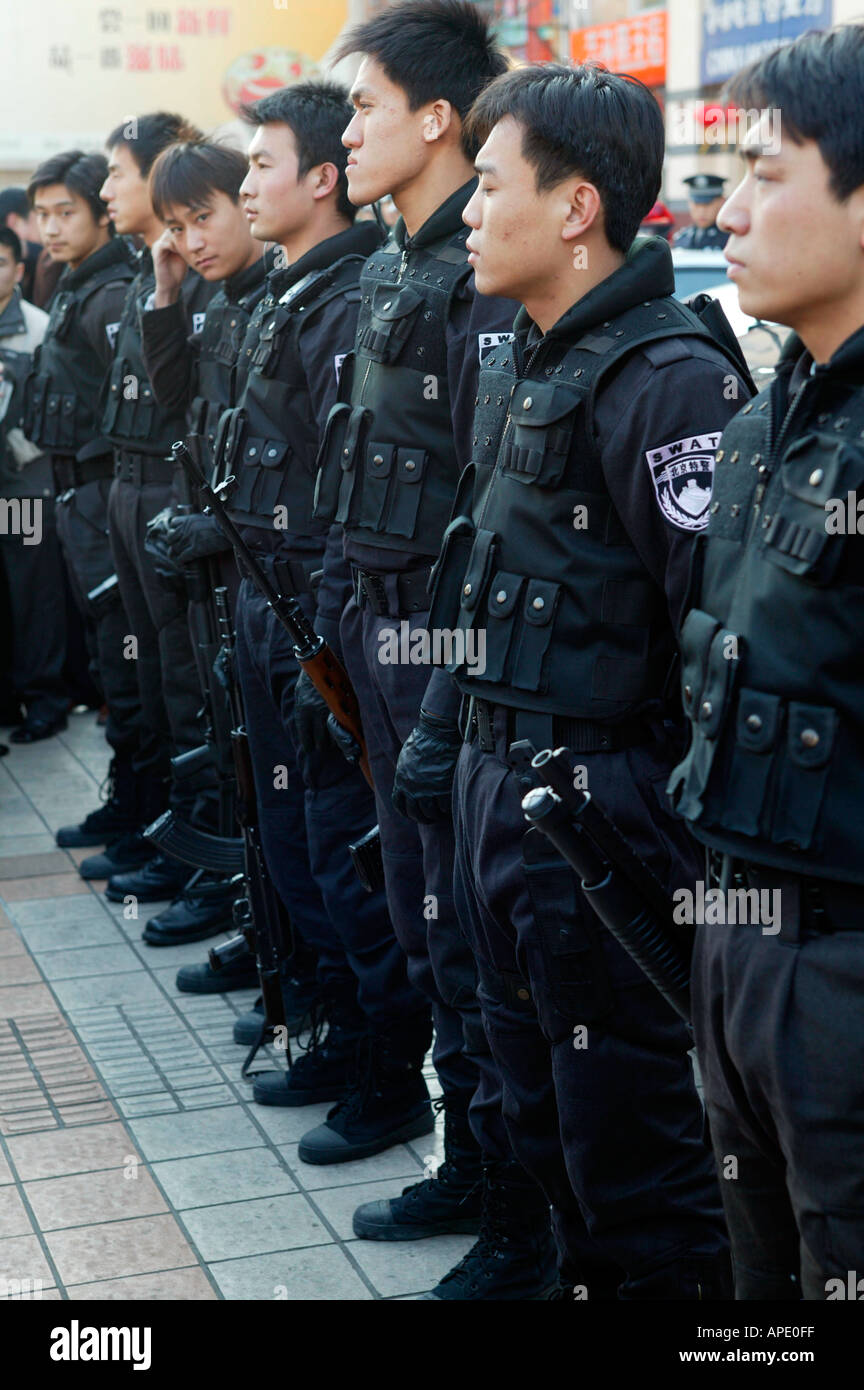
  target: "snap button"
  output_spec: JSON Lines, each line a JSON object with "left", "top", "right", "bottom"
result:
{"left": 716, "top": 449, "right": 724, "bottom": 462}
{"left": 523, "top": 396, "right": 533, "bottom": 409}
{"left": 730, "top": 451, "right": 740, "bottom": 463}
{"left": 484, "top": 395, "right": 490, "bottom": 403}
{"left": 809, "top": 468, "right": 824, "bottom": 485}
{"left": 463, "top": 583, "right": 472, "bottom": 596}
{"left": 742, "top": 403, "right": 753, "bottom": 414}
{"left": 701, "top": 700, "right": 713, "bottom": 717}
{"left": 382, "top": 300, "right": 392, "bottom": 310}
{"left": 516, "top": 988, "right": 530, "bottom": 1001}
{"left": 532, "top": 596, "right": 545, "bottom": 610}
{"left": 751, "top": 453, "right": 762, "bottom": 465}
{"left": 248, "top": 447, "right": 257, "bottom": 456}
{"left": 684, "top": 684, "right": 693, "bottom": 703}
{"left": 730, "top": 504, "right": 740, "bottom": 517}
{"left": 710, "top": 501, "right": 720, "bottom": 513}
{"left": 373, "top": 454, "right": 384, "bottom": 464}
{"left": 267, "top": 448, "right": 278, "bottom": 458}
{"left": 495, "top": 590, "right": 507, "bottom": 603}
{"left": 404, "top": 459, "right": 416, "bottom": 471}
{"left": 343, "top": 448, "right": 350, "bottom": 457}
{"left": 746, "top": 714, "right": 762, "bottom": 731}
{"left": 800, "top": 728, "right": 820, "bottom": 748}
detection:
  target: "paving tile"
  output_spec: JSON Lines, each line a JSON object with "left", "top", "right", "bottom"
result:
{"left": 45, "top": 1212, "right": 197, "bottom": 1285}
{"left": 247, "top": 1102, "right": 333, "bottom": 1145}
{"left": 0, "top": 874, "right": 90, "bottom": 901}
{"left": 0, "top": 1111, "right": 56, "bottom": 1136}
{"left": 50, "top": 971, "right": 165, "bottom": 1012}
{"left": 278, "top": 1142, "right": 423, "bottom": 1192}
{"left": 304, "top": 1178, "right": 423, "bottom": 1241}
{"left": 19, "top": 916, "right": 122, "bottom": 952}
{"left": 178, "top": 1086, "right": 236, "bottom": 1110}
{"left": 127, "top": 1105, "right": 263, "bottom": 1161}
{"left": 179, "top": 1191, "right": 328, "bottom": 1262}
{"left": 210, "top": 1244, "right": 374, "bottom": 1300}
{"left": 0, "top": 1186, "right": 32, "bottom": 1238}
{"left": 10, "top": 897, "right": 99, "bottom": 926}
{"left": 0, "top": 853, "right": 73, "bottom": 880}
{"left": 116, "top": 1095, "right": 179, "bottom": 1118}
{"left": 0, "top": 1285, "right": 62, "bottom": 1300}
{"left": 0, "top": 1234, "right": 56, "bottom": 1287}
{"left": 346, "top": 1232, "right": 477, "bottom": 1298}
{"left": 66, "top": 1267, "right": 217, "bottom": 1300}
{"left": 25, "top": 1166, "right": 168, "bottom": 1231}
{"left": 35, "top": 943, "right": 142, "bottom": 981}
{"left": 0, "top": 835, "right": 58, "bottom": 859}
{"left": 0, "top": 1151, "right": 12, "bottom": 1185}
{"left": 0, "top": 984, "right": 57, "bottom": 1019}
{"left": 152, "top": 1148, "right": 297, "bottom": 1210}
{"left": 0, "top": 931, "right": 28, "bottom": 958}
{"left": 5, "top": 1120, "right": 139, "bottom": 1180}
{"left": 0, "top": 955, "right": 42, "bottom": 986}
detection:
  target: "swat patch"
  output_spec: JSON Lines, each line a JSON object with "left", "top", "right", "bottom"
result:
{"left": 105, "top": 321, "right": 120, "bottom": 350}
{"left": 192, "top": 312, "right": 206, "bottom": 336}
{"left": 334, "top": 353, "right": 346, "bottom": 383}
{"left": 645, "top": 432, "right": 721, "bottom": 532}
{"left": 479, "top": 331, "right": 514, "bottom": 363}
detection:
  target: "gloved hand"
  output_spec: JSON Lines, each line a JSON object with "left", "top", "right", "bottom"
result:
{"left": 293, "top": 670, "right": 334, "bottom": 753}
{"left": 144, "top": 506, "right": 184, "bottom": 579}
{"left": 165, "top": 512, "right": 228, "bottom": 565}
{"left": 392, "top": 708, "right": 461, "bottom": 824}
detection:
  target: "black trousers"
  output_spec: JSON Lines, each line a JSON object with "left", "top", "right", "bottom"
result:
{"left": 0, "top": 464, "right": 67, "bottom": 724}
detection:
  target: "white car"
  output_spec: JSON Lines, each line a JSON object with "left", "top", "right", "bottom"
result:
{"left": 672, "top": 247, "right": 790, "bottom": 383}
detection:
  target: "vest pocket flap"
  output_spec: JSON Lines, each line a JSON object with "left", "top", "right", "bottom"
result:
{"left": 509, "top": 382, "right": 584, "bottom": 426}
{"left": 735, "top": 689, "right": 781, "bottom": 753}
{"left": 366, "top": 443, "right": 394, "bottom": 478}
{"left": 679, "top": 607, "right": 721, "bottom": 715}
{"left": 396, "top": 448, "right": 426, "bottom": 483}
{"left": 787, "top": 703, "right": 836, "bottom": 769}
{"left": 258, "top": 440, "right": 289, "bottom": 469}
{"left": 698, "top": 626, "right": 741, "bottom": 737}
{"left": 523, "top": 579, "right": 558, "bottom": 627}
{"left": 370, "top": 284, "right": 424, "bottom": 322}
{"left": 428, "top": 515, "right": 476, "bottom": 631}
{"left": 241, "top": 437, "right": 268, "bottom": 467}
{"left": 215, "top": 406, "right": 245, "bottom": 472}
{"left": 779, "top": 434, "right": 861, "bottom": 504}
{"left": 45, "top": 393, "right": 61, "bottom": 415}
{"left": 61, "top": 395, "right": 76, "bottom": 417}
{"left": 485, "top": 571, "right": 524, "bottom": 618}
{"left": 459, "top": 529, "right": 497, "bottom": 614}
{"left": 360, "top": 285, "right": 424, "bottom": 363}
{"left": 342, "top": 406, "right": 371, "bottom": 469}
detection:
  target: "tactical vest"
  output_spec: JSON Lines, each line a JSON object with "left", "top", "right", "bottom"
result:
{"left": 188, "top": 263, "right": 269, "bottom": 457}
{"left": 213, "top": 256, "right": 363, "bottom": 533}
{"left": 428, "top": 295, "right": 731, "bottom": 720}
{"left": 24, "top": 240, "right": 133, "bottom": 456}
{"left": 313, "top": 225, "right": 472, "bottom": 558}
{"left": 101, "top": 254, "right": 202, "bottom": 457}
{"left": 668, "top": 377, "right": 864, "bottom": 882}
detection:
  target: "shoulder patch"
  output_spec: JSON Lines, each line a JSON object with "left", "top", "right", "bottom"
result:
{"left": 334, "top": 353, "right": 347, "bottom": 383}
{"left": 645, "top": 431, "right": 722, "bottom": 532}
{"left": 191, "top": 311, "right": 206, "bottom": 336}
{"left": 105, "top": 321, "right": 120, "bottom": 350}
{"left": 479, "top": 331, "right": 514, "bottom": 363}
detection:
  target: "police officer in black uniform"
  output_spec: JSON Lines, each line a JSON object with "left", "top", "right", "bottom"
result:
{"left": 24, "top": 151, "right": 143, "bottom": 844}
{"left": 78, "top": 114, "right": 218, "bottom": 905}
{"left": 672, "top": 173, "right": 729, "bottom": 250}
{"left": 412, "top": 63, "right": 750, "bottom": 1297}
{"left": 668, "top": 24, "right": 864, "bottom": 1300}
{"left": 313, "top": 2, "right": 556, "bottom": 1300}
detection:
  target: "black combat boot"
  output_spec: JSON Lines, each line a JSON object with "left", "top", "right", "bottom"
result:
{"left": 353, "top": 1106, "right": 483, "bottom": 1240}
{"left": 78, "top": 830, "right": 156, "bottom": 881}
{"left": 142, "top": 872, "right": 239, "bottom": 946}
{"left": 252, "top": 996, "right": 364, "bottom": 1107}
{"left": 105, "top": 851, "right": 190, "bottom": 903}
{"left": 56, "top": 755, "right": 139, "bottom": 848}
{"left": 233, "top": 955, "right": 322, "bottom": 1043}
{"left": 176, "top": 947, "right": 259, "bottom": 994}
{"left": 420, "top": 1160, "right": 558, "bottom": 1300}
{"left": 298, "top": 1011, "right": 433, "bottom": 1165}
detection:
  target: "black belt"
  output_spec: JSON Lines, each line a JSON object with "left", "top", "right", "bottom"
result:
{"left": 240, "top": 549, "right": 321, "bottom": 598}
{"left": 52, "top": 456, "right": 115, "bottom": 491}
{"left": 352, "top": 564, "right": 432, "bottom": 617}
{"left": 723, "top": 857, "right": 864, "bottom": 936}
{"left": 114, "top": 451, "right": 175, "bottom": 486}
{"left": 464, "top": 695, "right": 655, "bottom": 755}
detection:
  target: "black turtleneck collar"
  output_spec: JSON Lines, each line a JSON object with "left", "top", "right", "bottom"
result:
{"left": 392, "top": 179, "right": 476, "bottom": 253}
{"left": 515, "top": 234, "right": 675, "bottom": 349}
{"left": 59, "top": 236, "right": 133, "bottom": 292}
{"left": 268, "top": 221, "right": 383, "bottom": 298}
{"left": 224, "top": 249, "right": 270, "bottom": 303}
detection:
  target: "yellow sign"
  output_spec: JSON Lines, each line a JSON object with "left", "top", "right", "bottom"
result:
{"left": 1, "top": 0, "right": 349, "bottom": 168}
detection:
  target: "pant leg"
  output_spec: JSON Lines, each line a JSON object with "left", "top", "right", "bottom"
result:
{"left": 0, "top": 477, "right": 67, "bottom": 722}
{"left": 454, "top": 722, "right": 729, "bottom": 1295}
{"left": 259, "top": 588, "right": 426, "bottom": 1030}
{"left": 55, "top": 478, "right": 142, "bottom": 757}
{"left": 234, "top": 582, "right": 354, "bottom": 998}
{"left": 107, "top": 477, "right": 171, "bottom": 793}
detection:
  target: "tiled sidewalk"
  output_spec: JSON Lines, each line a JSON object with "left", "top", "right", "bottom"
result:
{"left": 0, "top": 712, "right": 470, "bottom": 1299}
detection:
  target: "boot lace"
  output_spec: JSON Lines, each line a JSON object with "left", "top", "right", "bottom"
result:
{"left": 435, "top": 1172, "right": 511, "bottom": 1289}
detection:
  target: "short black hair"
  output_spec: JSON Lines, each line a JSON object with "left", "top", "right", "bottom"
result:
{"left": 149, "top": 141, "right": 249, "bottom": 221}
{"left": 0, "top": 227, "right": 23, "bottom": 262}
{"left": 334, "top": 0, "right": 508, "bottom": 159}
{"left": 242, "top": 81, "right": 356, "bottom": 222}
{"left": 724, "top": 23, "right": 864, "bottom": 203}
{"left": 466, "top": 63, "right": 664, "bottom": 253}
{"left": 105, "top": 112, "right": 203, "bottom": 178}
{"left": 0, "top": 187, "right": 30, "bottom": 224}
{"left": 27, "top": 151, "right": 111, "bottom": 227}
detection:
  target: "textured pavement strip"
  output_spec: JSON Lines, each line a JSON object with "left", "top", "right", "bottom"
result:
{"left": 0, "top": 713, "right": 467, "bottom": 1300}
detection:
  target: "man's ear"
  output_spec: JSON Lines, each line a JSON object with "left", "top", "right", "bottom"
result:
{"left": 561, "top": 181, "right": 602, "bottom": 244}
{"left": 310, "top": 161, "right": 340, "bottom": 202}
{"left": 421, "top": 99, "right": 454, "bottom": 145}
{"left": 13, "top": 261, "right": 24, "bottom": 286}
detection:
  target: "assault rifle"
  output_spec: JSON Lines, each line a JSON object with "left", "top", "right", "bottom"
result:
{"left": 517, "top": 744, "right": 693, "bottom": 1024}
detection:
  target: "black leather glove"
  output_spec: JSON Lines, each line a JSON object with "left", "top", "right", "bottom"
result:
{"left": 165, "top": 512, "right": 228, "bottom": 565}
{"left": 392, "top": 709, "right": 461, "bottom": 824}
{"left": 293, "top": 670, "right": 334, "bottom": 754}
{"left": 143, "top": 506, "right": 184, "bottom": 579}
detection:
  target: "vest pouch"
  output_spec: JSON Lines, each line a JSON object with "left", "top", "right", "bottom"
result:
{"left": 717, "top": 688, "right": 782, "bottom": 837}
{"left": 357, "top": 442, "right": 393, "bottom": 532}
{"left": 334, "top": 406, "right": 372, "bottom": 526}
{"left": 387, "top": 448, "right": 428, "bottom": 538}
{"left": 102, "top": 356, "right": 129, "bottom": 435}
{"left": 511, "top": 579, "right": 561, "bottom": 692}
{"left": 482, "top": 570, "right": 525, "bottom": 684}
{"left": 357, "top": 285, "right": 424, "bottom": 365}
{"left": 501, "top": 382, "right": 585, "bottom": 488}
{"left": 666, "top": 609, "right": 741, "bottom": 822}
{"left": 768, "top": 701, "right": 837, "bottom": 851}
{"left": 24, "top": 374, "right": 47, "bottom": 445}
{"left": 761, "top": 433, "right": 864, "bottom": 586}
{"left": 451, "top": 528, "right": 497, "bottom": 673}
{"left": 251, "top": 439, "right": 291, "bottom": 515}
{"left": 41, "top": 391, "right": 65, "bottom": 449}
{"left": 427, "top": 515, "right": 476, "bottom": 634}
{"left": 58, "top": 393, "right": 78, "bottom": 451}
{"left": 130, "top": 379, "right": 156, "bottom": 439}
{"left": 232, "top": 436, "right": 270, "bottom": 512}
{"left": 212, "top": 405, "right": 246, "bottom": 488}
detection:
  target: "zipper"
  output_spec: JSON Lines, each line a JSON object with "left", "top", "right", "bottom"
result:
{"left": 475, "top": 334, "right": 547, "bottom": 535}
{"left": 743, "top": 374, "right": 813, "bottom": 546}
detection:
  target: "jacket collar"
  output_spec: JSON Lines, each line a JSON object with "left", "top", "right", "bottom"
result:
{"left": 268, "top": 222, "right": 383, "bottom": 298}
{"left": 392, "top": 179, "right": 476, "bottom": 253}
{"left": 59, "top": 236, "right": 132, "bottom": 292}
{"left": 224, "top": 250, "right": 270, "bottom": 303}
{"left": 515, "top": 235, "right": 675, "bottom": 350}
